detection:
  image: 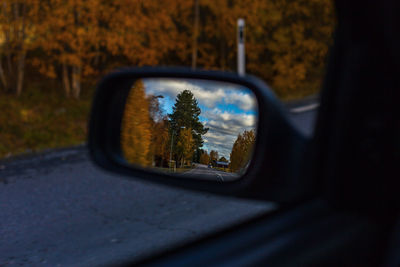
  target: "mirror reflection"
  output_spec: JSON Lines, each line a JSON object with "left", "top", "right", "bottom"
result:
{"left": 121, "top": 78, "right": 258, "bottom": 181}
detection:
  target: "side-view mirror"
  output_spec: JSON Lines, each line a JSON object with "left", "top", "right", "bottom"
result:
{"left": 121, "top": 77, "right": 258, "bottom": 181}
{"left": 88, "top": 67, "right": 309, "bottom": 202}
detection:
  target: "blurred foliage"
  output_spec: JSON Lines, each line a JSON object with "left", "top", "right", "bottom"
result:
{"left": 0, "top": 0, "right": 334, "bottom": 158}
{"left": 1, "top": 0, "right": 334, "bottom": 98}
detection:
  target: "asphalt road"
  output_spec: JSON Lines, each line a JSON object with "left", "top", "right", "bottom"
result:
{"left": 0, "top": 105, "right": 317, "bottom": 267}
{"left": 181, "top": 164, "right": 239, "bottom": 182}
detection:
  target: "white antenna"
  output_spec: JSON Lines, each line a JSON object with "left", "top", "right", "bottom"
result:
{"left": 237, "top": 18, "right": 245, "bottom": 76}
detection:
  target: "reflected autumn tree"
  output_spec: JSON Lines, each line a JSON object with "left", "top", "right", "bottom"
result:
{"left": 229, "top": 129, "right": 256, "bottom": 172}
{"left": 147, "top": 95, "right": 170, "bottom": 167}
{"left": 121, "top": 81, "right": 171, "bottom": 168}
{"left": 149, "top": 118, "right": 170, "bottom": 167}
{"left": 210, "top": 150, "right": 219, "bottom": 166}
{"left": 219, "top": 156, "right": 228, "bottom": 163}
{"left": 199, "top": 150, "right": 210, "bottom": 165}
{"left": 176, "top": 127, "right": 195, "bottom": 167}
{"left": 121, "top": 80, "right": 152, "bottom": 167}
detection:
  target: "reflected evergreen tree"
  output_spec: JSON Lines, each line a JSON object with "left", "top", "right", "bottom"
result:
{"left": 169, "top": 90, "right": 208, "bottom": 163}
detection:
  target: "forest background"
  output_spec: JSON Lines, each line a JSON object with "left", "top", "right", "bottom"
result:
{"left": 0, "top": 0, "right": 334, "bottom": 158}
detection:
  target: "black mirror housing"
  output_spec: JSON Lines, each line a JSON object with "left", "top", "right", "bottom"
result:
{"left": 88, "top": 67, "right": 309, "bottom": 203}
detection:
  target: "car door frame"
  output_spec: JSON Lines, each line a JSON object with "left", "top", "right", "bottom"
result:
{"left": 105, "top": 0, "right": 399, "bottom": 265}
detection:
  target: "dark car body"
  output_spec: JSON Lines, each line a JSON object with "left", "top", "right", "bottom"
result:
{"left": 88, "top": 0, "right": 399, "bottom": 266}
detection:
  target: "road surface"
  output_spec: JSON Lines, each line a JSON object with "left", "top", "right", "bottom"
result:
{"left": 0, "top": 104, "right": 317, "bottom": 266}
{"left": 181, "top": 164, "right": 238, "bottom": 182}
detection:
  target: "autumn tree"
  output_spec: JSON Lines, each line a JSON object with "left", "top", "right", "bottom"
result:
{"left": 104, "top": 0, "right": 187, "bottom": 67}
{"left": 191, "top": 0, "right": 200, "bottom": 69}
{"left": 0, "top": 0, "right": 39, "bottom": 95}
{"left": 210, "top": 150, "right": 219, "bottom": 166}
{"left": 169, "top": 89, "right": 208, "bottom": 159}
{"left": 219, "top": 156, "right": 228, "bottom": 163}
{"left": 149, "top": 118, "right": 169, "bottom": 167}
{"left": 194, "top": 0, "right": 237, "bottom": 70}
{"left": 193, "top": 148, "right": 202, "bottom": 163}
{"left": 176, "top": 127, "right": 195, "bottom": 167}
{"left": 230, "top": 129, "right": 256, "bottom": 172}
{"left": 147, "top": 94, "right": 169, "bottom": 167}
{"left": 199, "top": 150, "right": 210, "bottom": 165}
{"left": 121, "top": 80, "right": 152, "bottom": 167}
{"left": 0, "top": 0, "right": 334, "bottom": 100}
{"left": 242, "top": 0, "right": 334, "bottom": 97}
{"left": 32, "top": 0, "right": 105, "bottom": 98}
{"left": 179, "top": 0, "right": 334, "bottom": 98}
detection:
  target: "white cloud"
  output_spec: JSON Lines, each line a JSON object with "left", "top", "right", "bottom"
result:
{"left": 225, "top": 92, "right": 256, "bottom": 111}
{"left": 204, "top": 108, "right": 256, "bottom": 134}
{"left": 144, "top": 78, "right": 257, "bottom": 111}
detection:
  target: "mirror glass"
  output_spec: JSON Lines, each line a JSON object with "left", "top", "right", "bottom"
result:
{"left": 120, "top": 78, "right": 258, "bottom": 181}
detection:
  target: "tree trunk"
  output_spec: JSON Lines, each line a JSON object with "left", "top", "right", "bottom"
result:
{"left": 191, "top": 0, "right": 199, "bottom": 69}
{"left": 218, "top": 25, "right": 226, "bottom": 70}
{"left": 71, "top": 65, "right": 81, "bottom": 99}
{"left": 16, "top": 51, "right": 25, "bottom": 96}
{"left": 4, "top": 15, "right": 14, "bottom": 93}
{"left": 62, "top": 62, "right": 71, "bottom": 97}
{"left": 0, "top": 61, "right": 7, "bottom": 91}
{"left": 94, "top": 44, "right": 100, "bottom": 67}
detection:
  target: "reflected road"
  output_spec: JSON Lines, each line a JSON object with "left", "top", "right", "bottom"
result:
{"left": 181, "top": 164, "right": 239, "bottom": 182}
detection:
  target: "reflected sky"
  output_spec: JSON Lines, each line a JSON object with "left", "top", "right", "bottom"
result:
{"left": 143, "top": 78, "right": 258, "bottom": 159}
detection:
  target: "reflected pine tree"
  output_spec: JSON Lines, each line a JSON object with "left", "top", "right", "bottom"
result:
{"left": 169, "top": 90, "right": 208, "bottom": 167}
